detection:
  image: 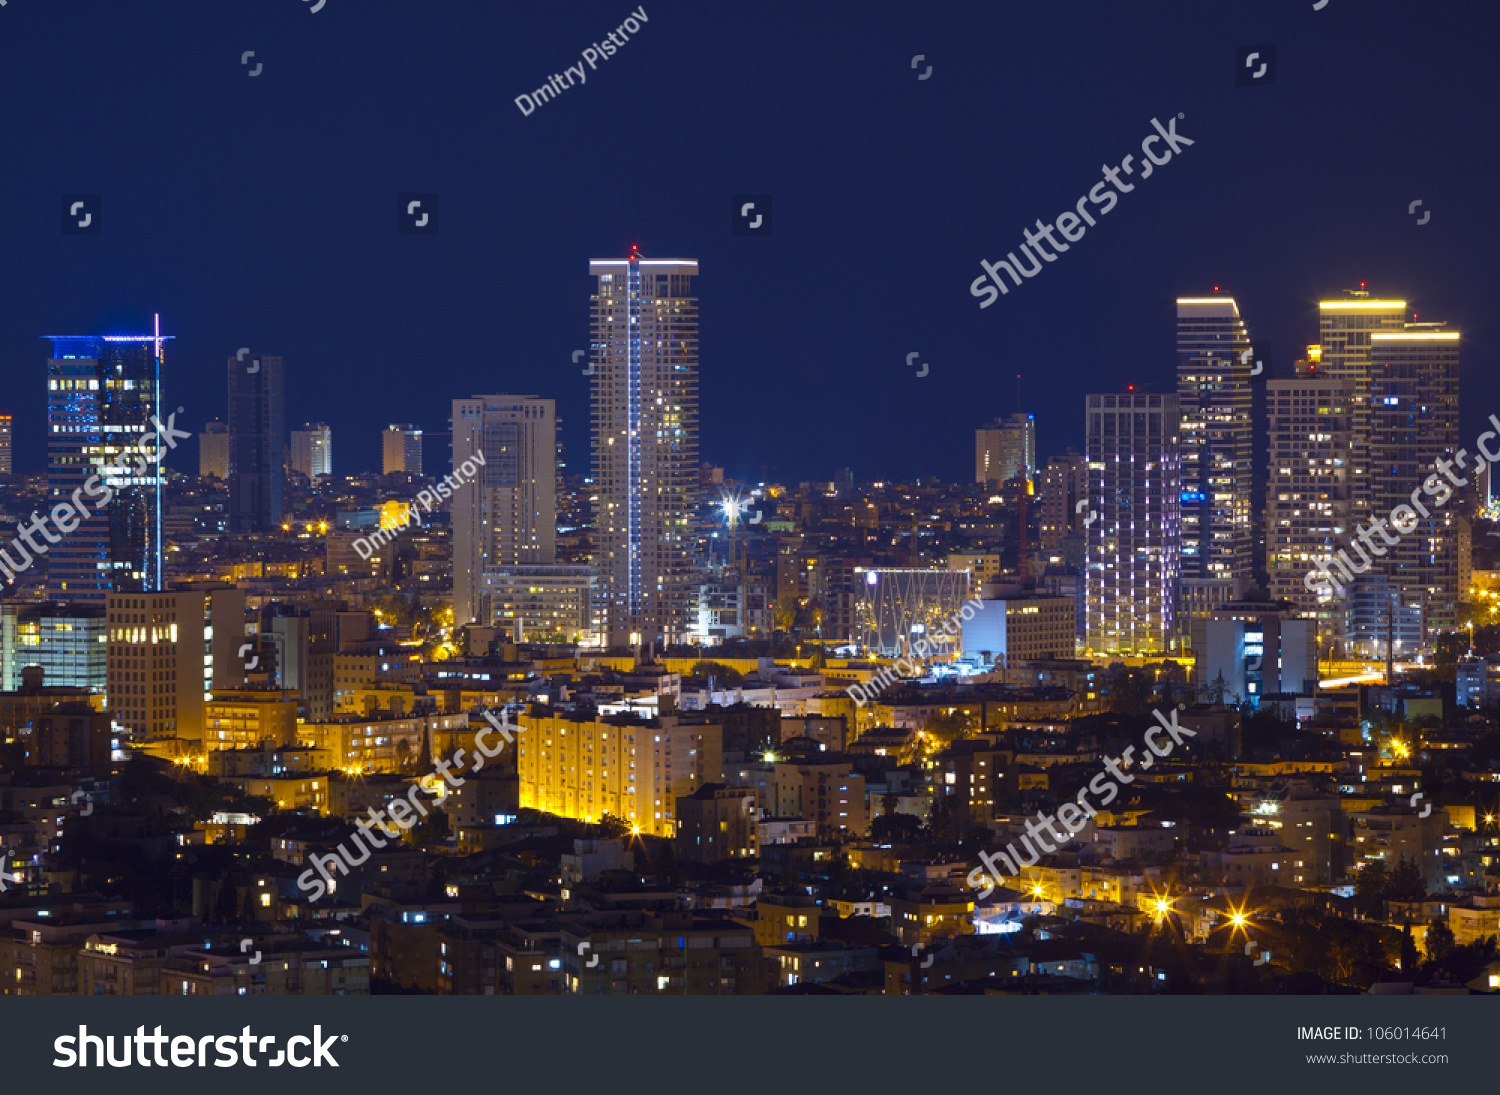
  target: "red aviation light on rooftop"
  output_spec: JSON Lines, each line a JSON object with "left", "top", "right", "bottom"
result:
{"left": 1212, "top": 286, "right": 1220, "bottom": 292}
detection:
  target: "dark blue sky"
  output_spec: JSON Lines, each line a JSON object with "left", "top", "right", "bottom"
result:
{"left": 0, "top": 0, "right": 1492, "bottom": 484}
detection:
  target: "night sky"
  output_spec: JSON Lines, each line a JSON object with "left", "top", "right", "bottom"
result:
{"left": 0, "top": 0, "right": 1492, "bottom": 485}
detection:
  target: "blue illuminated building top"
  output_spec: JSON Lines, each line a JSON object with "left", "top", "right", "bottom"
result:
{"left": 43, "top": 334, "right": 174, "bottom": 358}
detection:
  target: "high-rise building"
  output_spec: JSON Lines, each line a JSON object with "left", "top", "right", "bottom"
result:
{"left": 382, "top": 424, "right": 423, "bottom": 477}
{"left": 1176, "top": 296, "right": 1254, "bottom": 592}
{"left": 1317, "top": 291, "right": 1407, "bottom": 526}
{"left": 975, "top": 413, "right": 1036, "bottom": 486}
{"left": 0, "top": 414, "right": 12, "bottom": 476}
{"left": 1266, "top": 352, "right": 1353, "bottom": 641}
{"left": 589, "top": 250, "right": 700, "bottom": 648}
{"left": 1038, "top": 448, "right": 1087, "bottom": 554}
{"left": 1366, "top": 322, "right": 1461, "bottom": 635}
{"left": 291, "top": 422, "right": 333, "bottom": 481}
{"left": 106, "top": 585, "right": 246, "bottom": 742}
{"left": 1085, "top": 391, "right": 1182, "bottom": 654}
{"left": 44, "top": 329, "right": 171, "bottom": 602}
{"left": 451, "top": 395, "right": 558, "bottom": 626}
{"left": 199, "top": 420, "right": 230, "bottom": 480}
{"left": 227, "top": 352, "right": 285, "bottom": 533}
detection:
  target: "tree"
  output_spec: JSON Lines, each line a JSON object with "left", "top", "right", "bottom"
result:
{"left": 1387, "top": 855, "right": 1426, "bottom": 900}
{"left": 1400, "top": 924, "right": 1419, "bottom": 974}
{"left": 1425, "top": 916, "right": 1456, "bottom": 964}
{"left": 689, "top": 660, "right": 744, "bottom": 686}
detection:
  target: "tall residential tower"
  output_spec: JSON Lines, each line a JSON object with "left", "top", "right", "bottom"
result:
{"left": 589, "top": 250, "right": 700, "bottom": 648}
{"left": 1085, "top": 391, "right": 1182, "bottom": 655}
{"left": 1176, "top": 297, "right": 1254, "bottom": 639}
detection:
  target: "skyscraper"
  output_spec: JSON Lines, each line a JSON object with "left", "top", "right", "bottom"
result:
{"left": 1038, "top": 448, "right": 1087, "bottom": 554}
{"left": 291, "top": 422, "right": 333, "bottom": 480}
{"left": 975, "top": 414, "right": 1036, "bottom": 486}
{"left": 451, "top": 395, "right": 559, "bottom": 626}
{"left": 1266, "top": 351, "right": 1353, "bottom": 642}
{"left": 0, "top": 414, "right": 11, "bottom": 477}
{"left": 1085, "top": 391, "right": 1181, "bottom": 655}
{"left": 45, "top": 329, "right": 171, "bottom": 601}
{"left": 227, "top": 351, "right": 285, "bottom": 533}
{"left": 1364, "top": 321, "right": 1461, "bottom": 638}
{"left": 382, "top": 424, "right": 423, "bottom": 477}
{"left": 1176, "top": 296, "right": 1254, "bottom": 585}
{"left": 589, "top": 250, "right": 700, "bottom": 648}
{"left": 199, "top": 420, "right": 230, "bottom": 480}
{"left": 1317, "top": 290, "right": 1407, "bottom": 526}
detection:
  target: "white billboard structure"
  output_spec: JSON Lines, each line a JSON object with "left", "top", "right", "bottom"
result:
{"left": 854, "top": 568, "right": 972, "bottom": 658}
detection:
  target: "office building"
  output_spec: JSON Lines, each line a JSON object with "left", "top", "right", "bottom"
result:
{"left": 1039, "top": 448, "right": 1087, "bottom": 554}
{"left": 589, "top": 250, "right": 700, "bottom": 647}
{"left": 1267, "top": 353, "right": 1353, "bottom": 640}
{"left": 227, "top": 351, "right": 285, "bottom": 534}
{"left": 0, "top": 414, "right": 11, "bottom": 476}
{"left": 1366, "top": 322, "right": 1461, "bottom": 635}
{"left": 481, "top": 565, "right": 597, "bottom": 645}
{"left": 960, "top": 593, "right": 1076, "bottom": 667}
{"left": 0, "top": 603, "right": 107, "bottom": 694}
{"left": 106, "top": 586, "right": 246, "bottom": 742}
{"left": 1084, "top": 391, "right": 1182, "bottom": 654}
{"left": 382, "top": 424, "right": 423, "bottom": 477}
{"left": 975, "top": 413, "right": 1036, "bottom": 486}
{"left": 451, "top": 395, "right": 558, "bottom": 627}
{"left": 198, "top": 421, "right": 230, "bottom": 480}
{"left": 1198, "top": 585, "right": 1318, "bottom": 707}
{"left": 1317, "top": 291, "right": 1407, "bottom": 526}
{"left": 45, "top": 330, "right": 171, "bottom": 602}
{"left": 1176, "top": 297, "right": 1254, "bottom": 627}
{"left": 290, "top": 423, "right": 332, "bottom": 481}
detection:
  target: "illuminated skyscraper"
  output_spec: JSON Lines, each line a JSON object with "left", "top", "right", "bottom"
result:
{"left": 589, "top": 250, "right": 700, "bottom": 648}
{"left": 291, "top": 422, "right": 333, "bottom": 480}
{"left": 975, "top": 414, "right": 1036, "bottom": 486}
{"left": 1317, "top": 290, "right": 1407, "bottom": 525}
{"left": 1085, "top": 391, "right": 1181, "bottom": 655}
{"left": 44, "top": 329, "right": 171, "bottom": 601}
{"left": 451, "top": 395, "right": 558, "bottom": 627}
{"left": 227, "top": 351, "right": 285, "bottom": 533}
{"left": 1266, "top": 352, "right": 1352, "bottom": 641}
{"left": 1363, "top": 321, "right": 1461, "bottom": 640}
{"left": 0, "top": 414, "right": 11, "bottom": 476}
{"left": 1176, "top": 296, "right": 1254, "bottom": 584}
{"left": 382, "top": 424, "right": 423, "bottom": 476}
